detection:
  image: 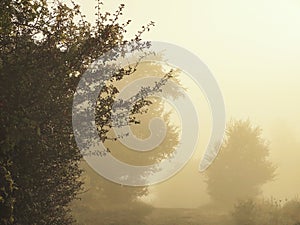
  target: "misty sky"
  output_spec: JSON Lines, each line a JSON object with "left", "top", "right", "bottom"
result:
{"left": 74, "top": 0, "right": 300, "bottom": 208}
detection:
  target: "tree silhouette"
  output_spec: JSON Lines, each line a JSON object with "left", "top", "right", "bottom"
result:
{"left": 0, "top": 0, "right": 161, "bottom": 224}
{"left": 205, "top": 120, "right": 276, "bottom": 208}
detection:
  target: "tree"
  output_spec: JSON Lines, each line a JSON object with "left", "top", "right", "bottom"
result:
{"left": 0, "top": 0, "right": 161, "bottom": 224}
{"left": 205, "top": 120, "right": 276, "bottom": 208}
{"left": 72, "top": 57, "right": 182, "bottom": 224}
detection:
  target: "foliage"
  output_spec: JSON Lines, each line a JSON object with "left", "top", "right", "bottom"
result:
{"left": 205, "top": 120, "right": 276, "bottom": 208}
{"left": 0, "top": 0, "right": 159, "bottom": 224}
{"left": 232, "top": 198, "right": 300, "bottom": 225}
{"left": 0, "top": 164, "right": 16, "bottom": 225}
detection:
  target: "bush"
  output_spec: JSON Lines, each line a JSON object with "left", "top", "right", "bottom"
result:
{"left": 232, "top": 198, "right": 300, "bottom": 225}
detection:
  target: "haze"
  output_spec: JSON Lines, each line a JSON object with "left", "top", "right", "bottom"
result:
{"left": 74, "top": 0, "right": 300, "bottom": 208}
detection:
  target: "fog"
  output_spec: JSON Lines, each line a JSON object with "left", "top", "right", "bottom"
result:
{"left": 73, "top": 0, "right": 300, "bottom": 217}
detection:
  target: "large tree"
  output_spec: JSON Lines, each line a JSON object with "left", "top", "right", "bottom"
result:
{"left": 0, "top": 0, "right": 161, "bottom": 224}
{"left": 205, "top": 120, "right": 276, "bottom": 208}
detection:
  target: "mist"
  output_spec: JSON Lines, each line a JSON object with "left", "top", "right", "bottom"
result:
{"left": 71, "top": 0, "right": 300, "bottom": 224}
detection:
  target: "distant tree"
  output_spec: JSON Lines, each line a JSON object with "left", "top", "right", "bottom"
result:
{"left": 205, "top": 120, "right": 276, "bottom": 208}
{"left": 0, "top": 0, "right": 162, "bottom": 224}
{"left": 72, "top": 58, "right": 182, "bottom": 224}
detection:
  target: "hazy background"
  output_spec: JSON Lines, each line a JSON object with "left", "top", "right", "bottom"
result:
{"left": 74, "top": 0, "right": 300, "bottom": 208}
